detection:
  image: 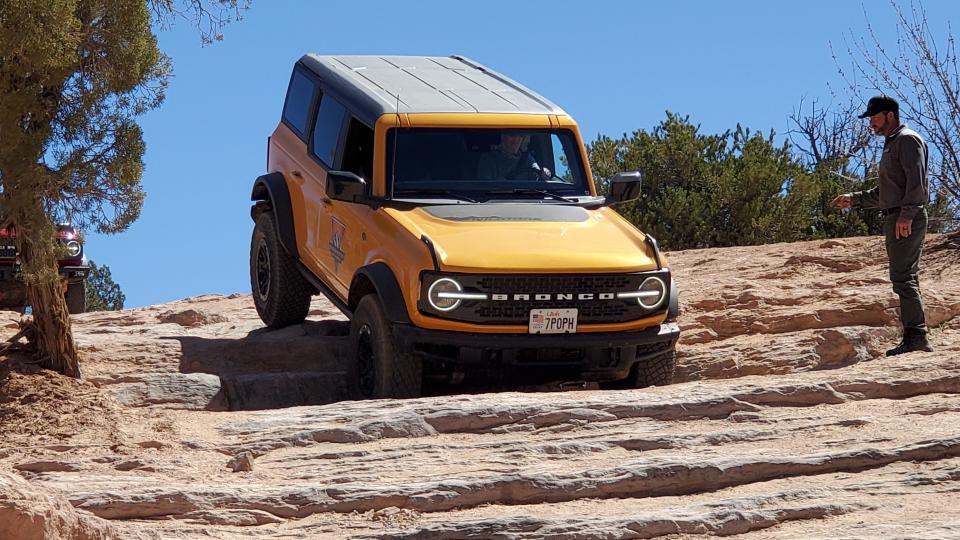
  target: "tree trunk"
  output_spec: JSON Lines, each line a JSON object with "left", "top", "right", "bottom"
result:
{"left": 26, "top": 279, "right": 81, "bottom": 378}
{"left": 15, "top": 204, "right": 81, "bottom": 378}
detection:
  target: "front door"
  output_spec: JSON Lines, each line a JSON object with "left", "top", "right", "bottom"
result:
{"left": 302, "top": 95, "right": 375, "bottom": 298}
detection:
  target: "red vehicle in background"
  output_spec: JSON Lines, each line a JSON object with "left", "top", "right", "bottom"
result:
{"left": 0, "top": 224, "right": 90, "bottom": 314}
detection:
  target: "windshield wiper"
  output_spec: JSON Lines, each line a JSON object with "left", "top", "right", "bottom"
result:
{"left": 484, "top": 188, "right": 577, "bottom": 203}
{"left": 394, "top": 190, "right": 478, "bottom": 203}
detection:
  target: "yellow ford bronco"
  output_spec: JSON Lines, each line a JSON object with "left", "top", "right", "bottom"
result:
{"left": 250, "top": 55, "right": 679, "bottom": 398}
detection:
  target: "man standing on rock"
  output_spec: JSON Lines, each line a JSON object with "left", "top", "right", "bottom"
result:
{"left": 832, "top": 95, "right": 933, "bottom": 356}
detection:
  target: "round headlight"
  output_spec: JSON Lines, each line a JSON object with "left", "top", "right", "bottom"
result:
{"left": 637, "top": 277, "right": 666, "bottom": 309}
{"left": 428, "top": 278, "right": 463, "bottom": 311}
{"left": 65, "top": 240, "right": 81, "bottom": 257}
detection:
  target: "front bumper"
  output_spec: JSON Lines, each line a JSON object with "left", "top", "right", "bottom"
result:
{"left": 0, "top": 263, "right": 89, "bottom": 283}
{"left": 394, "top": 321, "right": 680, "bottom": 381}
{"left": 396, "top": 321, "right": 679, "bottom": 349}
{"left": 59, "top": 265, "right": 90, "bottom": 283}
{"left": 0, "top": 264, "right": 90, "bottom": 308}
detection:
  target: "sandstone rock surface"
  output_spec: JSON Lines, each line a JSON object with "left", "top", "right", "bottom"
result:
{"left": 1, "top": 234, "right": 958, "bottom": 539}
{"left": 0, "top": 472, "right": 148, "bottom": 540}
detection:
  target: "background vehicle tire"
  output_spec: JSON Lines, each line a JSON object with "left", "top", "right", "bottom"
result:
{"left": 250, "top": 211, "right": 311, "bottom": 328}
{"left": 349, "top": 294, "right": 422, "bottom": 399}
{"left": 66, "top": 281, "right": 85, "bottom": 314}
{"left": 601, "top": 350, "right": 676, "bottom": 390}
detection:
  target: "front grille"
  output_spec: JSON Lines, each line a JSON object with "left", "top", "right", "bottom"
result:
{"left": 515, "top": 347, "right": 585, "bottom": 365}
{"left": 477, "top": 302, "right": 630, "bottom": 321}
{"left": 477, "top": 274, "right": 634, "bottom": 291}
{"left": 419, "top": 271, "right": 670, "bottom": 325}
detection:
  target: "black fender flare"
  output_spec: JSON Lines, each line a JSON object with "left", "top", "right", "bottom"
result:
{"left": 667, "top": 278, "right": 680, "bottom": 321}
{"left": 251, "top": 172, "right": 298, "bottom": 259}
{"left": 351, "top": 262, "right": 411, "bottom": 324}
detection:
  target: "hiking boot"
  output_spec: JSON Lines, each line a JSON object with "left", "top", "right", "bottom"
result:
{"left": 886, "top": 330, "right": 934, "bottom": 356}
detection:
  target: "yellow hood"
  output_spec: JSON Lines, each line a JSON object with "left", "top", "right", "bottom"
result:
{"left": 384, "top": 204, "right": 661, "bottom": 272}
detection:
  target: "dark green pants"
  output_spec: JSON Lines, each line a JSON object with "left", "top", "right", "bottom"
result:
{"left": 883, "top": 209, "right": 927, "bottom": 334}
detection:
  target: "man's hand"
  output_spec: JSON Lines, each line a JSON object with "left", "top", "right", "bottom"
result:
{"left": 831, "top": 193, "right": 853, "bottom": 209}
{"left": 895, "top": 217, "right": 913, "bottom": 239}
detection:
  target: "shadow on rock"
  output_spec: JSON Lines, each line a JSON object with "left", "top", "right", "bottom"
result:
{"left": 163, "top": 320, "right": 353, "bottom": 411}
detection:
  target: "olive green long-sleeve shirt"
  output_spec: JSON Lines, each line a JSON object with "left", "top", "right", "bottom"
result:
{"left": 853, "top": 124, "right": 929, "bottom": 220}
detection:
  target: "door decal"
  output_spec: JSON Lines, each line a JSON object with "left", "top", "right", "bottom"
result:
{"left": 329, "top": 216, "right": 346, "bottom": 271}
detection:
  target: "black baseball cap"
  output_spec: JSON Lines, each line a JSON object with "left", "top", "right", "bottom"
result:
{"left": 858, "top": 96, "right": 898, "bottom": 118}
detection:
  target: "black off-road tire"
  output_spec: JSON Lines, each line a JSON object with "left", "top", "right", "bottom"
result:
{"left": 66, "top": 281, "right": 85, "bottom": 314}
{"left": 349, "top": 294, "right": 422, "bottom": 399}
{"left": 250, "top": 211, "right": 311, "bottom": 328}
{"left": 601, "top": 350, "right": 676, "bottom": 390}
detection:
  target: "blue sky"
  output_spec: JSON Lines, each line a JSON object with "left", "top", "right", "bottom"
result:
{"left": 86, "top": 0, "right": 957, "bottom": 308}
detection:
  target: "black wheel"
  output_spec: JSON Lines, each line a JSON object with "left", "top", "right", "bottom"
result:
{"left": 66, "top": 281, "right": 85, "bottom": 314}
{"left": 601, "top": 350, "right": 676, "bottom": 390}
{"left": 349, "top": 294, "right": 422, "bottom": 399}
{"left": 250, "top": 211, "right": 311, "bottom": 328}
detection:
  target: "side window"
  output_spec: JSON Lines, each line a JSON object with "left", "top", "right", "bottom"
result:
{"left": 281, "top": 70, "right": 316, "bottom": 138}
{"left": 311, "top": 95, "right": 347, "bottom": 168}
{"left": 550, "top": 133, "right": 573, "bottom": 182}
{"left": 341, "top": 118, "right": 375, "bottom": 186}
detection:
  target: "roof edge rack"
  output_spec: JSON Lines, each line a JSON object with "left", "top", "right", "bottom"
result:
{"left": 450, "top": 55, "right": 563, "bottom": 114}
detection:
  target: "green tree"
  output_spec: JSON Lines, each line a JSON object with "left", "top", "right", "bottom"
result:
{"left": 589, "top": 113, "right": 819, "bottom": 250}
{"left": 0, "top": 0, "right": 246, "bottom": 377}
{"left": 802, "top": 164, "right": 878, "bottom": 239}
{"left": 84, "top": 261, "right": 125, "bottom": 312}
{"left": 590, "top": 113, "right": 726, "bottom": 249}
{"left": 0, "top": 0, "right": 168, "bottom": 377}
{"left": 708, "top": 126, "right": 811, "bottom": 246}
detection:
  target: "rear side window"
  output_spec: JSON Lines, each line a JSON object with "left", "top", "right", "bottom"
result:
{"left": 281, "top": 70, "right": 316, "bottom": 138}
{"left": 311, "top": 96, "right": 347, "bottom": 168}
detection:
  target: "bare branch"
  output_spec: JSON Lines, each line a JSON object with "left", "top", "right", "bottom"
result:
{"left": 832, "top": 0, "right": 960, "bottom": 221}
{"left": 149, "top": 0, "right": 251, "bottom": 45}
{"left": 789, "top": 96, "right": 878, "bottom": 183}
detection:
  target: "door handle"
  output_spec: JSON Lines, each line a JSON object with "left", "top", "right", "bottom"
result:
{"left": 291, "top": 170, "right": 303, "bottom": 179}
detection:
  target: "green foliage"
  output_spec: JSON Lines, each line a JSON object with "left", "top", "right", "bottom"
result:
{"left": 588, "top": 112, "right": 887, "bottom": 250}
{"left": 802, "top": 164, "right": 880, "bottom": 239}
{"left": 0, "top": 1, "right": 245, "bottom": 373}
{"left": 84, "top": 260, "right": 125, "bottom": 311}
{"left": 0, "top": 0, "right": 171, "bottom": 236}
{"left": 0, "top": 1, "right": 247, "bottom": 237}
{"left": 0, "top": 1, "right": 171, "bottom": 373}
{"left": 0, "top": 0, "right": 171, "bottom": 303}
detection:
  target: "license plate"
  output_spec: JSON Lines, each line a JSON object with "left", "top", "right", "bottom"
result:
{"left": 528, "top": 308, "right": 578, "bottom": 334}
{"left": 0, "top": 244, "right": 15, "bottom": 259}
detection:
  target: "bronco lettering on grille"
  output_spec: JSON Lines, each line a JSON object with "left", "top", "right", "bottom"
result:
{"left": 490, "top": 292, "right": 620, "bottom": 301}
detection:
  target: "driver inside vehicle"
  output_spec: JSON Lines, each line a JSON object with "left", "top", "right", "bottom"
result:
{"left": 477, "top": 131, "right": 552, "bottom": 181}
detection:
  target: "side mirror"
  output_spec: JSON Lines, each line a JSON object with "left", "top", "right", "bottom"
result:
{"left": 326, "top": 170, "right": 367, "bottom": 203}
{"left": 604, "top": 171, "right": 643, "bottom": 206}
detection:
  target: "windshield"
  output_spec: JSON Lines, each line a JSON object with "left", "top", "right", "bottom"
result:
{"left": 387, "top": 128, "right": 591, "bottom": 201}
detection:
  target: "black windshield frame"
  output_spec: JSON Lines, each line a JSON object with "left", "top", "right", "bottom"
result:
{"left": 386, "top": 128, "right": 591, "bottom": 201}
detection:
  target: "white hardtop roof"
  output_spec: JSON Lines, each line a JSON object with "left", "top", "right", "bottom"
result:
{"left": 299, "top": 55, "right": 567, "bottom": 120}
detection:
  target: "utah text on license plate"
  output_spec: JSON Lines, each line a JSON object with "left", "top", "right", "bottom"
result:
{"left": 528, "top": 308, "right": 578, "bottom": 334}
